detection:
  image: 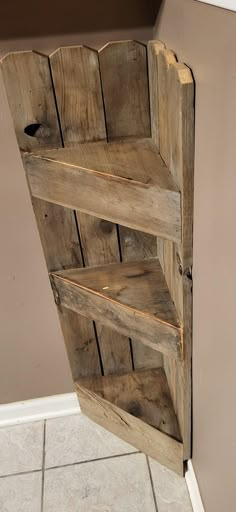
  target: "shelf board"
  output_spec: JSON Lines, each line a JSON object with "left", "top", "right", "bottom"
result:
{"left": 76, "top": 368, "right": 183, "bottom": 475}
{"left": 50, "top": 258, "right": 182, "bottom": 360}
{"left": 23, "top": 138, "right": 181, "bottom": 242}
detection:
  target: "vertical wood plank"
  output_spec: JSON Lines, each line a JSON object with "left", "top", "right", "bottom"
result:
{"left": 99, "top": 40, "right": 151, "bottom": 140}
{"left": 156, "top": 48, "right": 194, "bottom": 458}
{"left": 77, "top": 213, "right": 133, "bottom": 375}
{"left": 99, "top": 41, "right": 160, "bottom": 370}
{"left": 1, "top": 51, "right": 61, "bottom": 151}
{"left": 50, "top": 46, "right": 133, "bottom": 375}
{"left": 147, "top": 40, "right": 166, "bottom": 271}
{"left": 119, "top": 227, "right": 163, "bottom": 370}
{"left": 32, "top": 198, "right": 101, "bottom": 380}
{"left": 157, "top": 49, "right": 176, "bottom": 167}
{"left": 1, "top": 51, "right": 101, "bottom": 380}
{"left": 50, "top": 46, "right": 106, "bottom": 144}
{"left": 147, "top": 40, "right": 165, "bottom": 148}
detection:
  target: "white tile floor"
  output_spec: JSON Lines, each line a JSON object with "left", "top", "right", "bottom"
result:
{"left": 0, "top": 413, "right": 193, "bottom": 512}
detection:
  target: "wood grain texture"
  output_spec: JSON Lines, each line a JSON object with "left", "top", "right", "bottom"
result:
{"left": 99, "top": 40, "right": 151, "bottom": 140}
{"left": 50, "top": 258, "right": 182, "bottom": 359}
{"left": 24, "top": 138, "right": 181, "bottom": 241}
{"left": 76, "top": 369, "right": 183, "bottom": 475}
{"left": 77, "top": 213, "right": 132, "bottom": 375}
{"left": 50, "top": 46, "right": 106, "bottom": 144}
{"left": 50, "top": 45, "right": 132, "bottom": 375}
{"left": 1, "top": 51, "right": 61, "bottom": 151}
{"left": 1, "top": 50, "right": 101, "bottom": 379}
{"left": 99, "top": 40, "right": 164, "bottom": 370}
{"left": 147, "top": 40, "right": 165, "bottom": 147}
{"left": 156, "top": 48, "right": 194, "bottom": 459}
{"left": 32, "top": 199, "right": 101, "bottom": 379}
{"left": 78, "top": 368, "right": 180, "bottom": 439}
{"left": 157, "top": 49, "right": 176, "bottom": 166}
{"left": 119, "top": 227, "right": 163, "bottom": 370}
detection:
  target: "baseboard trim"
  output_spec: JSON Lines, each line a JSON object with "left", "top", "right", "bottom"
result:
{"left": 186, "top": 460, "right": 205, "bottom": 512}
{"left": 0, "top": 393, "right": 80, "bottom": 427}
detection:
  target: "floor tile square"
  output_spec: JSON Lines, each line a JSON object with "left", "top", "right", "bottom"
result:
{"left": 44, "top": 452, "right": 155, "bottom": 512}
{"left": 0, "top": 421, "right": 44, "bottom": 476}
{"left": 0, "top": 471, "right": 42, "bottom": 512}
{"left": 149, "top": 458, "right": 193, "bottom": 511}
{"left": 45, "top": 413, "right": 137, "bottom": 468}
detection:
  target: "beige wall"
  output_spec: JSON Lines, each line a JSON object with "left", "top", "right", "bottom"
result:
{"left": 154, "top": 1, "right": 236, "bottom": 511}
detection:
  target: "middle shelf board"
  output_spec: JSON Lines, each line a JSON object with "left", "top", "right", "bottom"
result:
{"left": 50, "top": 258, "right": 182, "bottom": 360}
{"left": 23, "top": 138, "right": 181, "bottom": 242}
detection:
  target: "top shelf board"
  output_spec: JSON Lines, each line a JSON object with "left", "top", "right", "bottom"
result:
{"left": 23, "top": 138, "right": 181, "bottom": 242}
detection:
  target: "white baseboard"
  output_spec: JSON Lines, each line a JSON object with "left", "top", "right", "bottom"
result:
{"left": 186, "top": 460, "right": 205, "bottom": 512}
{"left": 0, "top": 393, "right": 80, "bottom": 427}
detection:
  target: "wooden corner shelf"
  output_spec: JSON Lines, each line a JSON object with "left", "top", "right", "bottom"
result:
{"left": 23, "top": 138, "right": 181, "bottom": 242}
{"left": 76, "top": 368, "right": 183, "bottom": 475}
{"left": 50, "top": 258, "right": 182, "bottom": 360}
{"left": 1, "top": 39, "right": 194, "bottom": 475}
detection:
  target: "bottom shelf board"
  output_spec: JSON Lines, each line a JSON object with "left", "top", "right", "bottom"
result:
{"left": 75, "top": 368, "right": 184, "bottom": 475}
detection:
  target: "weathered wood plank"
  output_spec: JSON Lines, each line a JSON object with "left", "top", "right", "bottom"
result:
{"left": 50, "top": 258, "right": 182, "bottom": 360}
{"left": 1, "top": 51, "right": 61, "bottom": 151}
{"left": 78, "top": 368, "right": 180, "bottom": 439}
{"left": 50, "top": 45, "right": 133, "bottom": 375}
{"left": 157, "top": 48, "right": 176, "bottom": 166}
{"left": 147, "top": 40, "right": 165, "bottom": 148}
{"left": 77, "top": 213, "right": 132, "bottom": 375}
{"left": 99, "top": 41, "right": 151, "bottom": 140}
{"left": 99, "top": 40, "right": 164, "bottom": 370}
{"left": 50, "top": 46, "right": 106, "bottom": 144}
{"left": 24, "top": 139, "right": 181, "bottom": 242}
{"left": 76, "top": 369, "right": 184, "bottom": 475}
{"left": 119, "top": 227, "right": 163, "bottom": 370}
{"left": 156, "top": 48, "right": 194, "bottom": 459}
{"left": 1, "top": 50, "right": 101, "bottom": 379}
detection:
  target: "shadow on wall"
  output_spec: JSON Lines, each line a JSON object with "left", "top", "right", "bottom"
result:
{"left": 1, "top": 0, "right": 163, "bottom": 39}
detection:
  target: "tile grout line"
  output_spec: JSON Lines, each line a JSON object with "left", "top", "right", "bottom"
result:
{"left": 0, "top": 450, "right": 140, "bottom": 480}
{"left": 45, "top": 450, "right": 140, "bottom": 471}
{"left": 0, "top": 468, "right": 42, "bottom": 480}
{"left": 41, "top": 420, "right": 46, "bottom": 512}
{"left": 146, "top": 456, "right": 159, "bottom": 512}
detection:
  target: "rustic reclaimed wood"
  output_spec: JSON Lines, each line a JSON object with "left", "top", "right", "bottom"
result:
{"left": 155, "top": 46, "right": 194, "bottom": 459}
{"left": 2, "top": 41, "right": 194, "bottom": 472}
{"left": 99, "top": 41, "right": 151, "bottom": 140}
{"left": 76, "top": 368, "right": 184, "bottom": 475}
{"left": 50, "top": 45, "right": 132, "bottom": 375}
{"left": 24, "top": 138, "right": 181, "bottom": 242}
{"left": 1, "top": 51, "right": 61, "bottom": 151}
{"left": 78, "top": 368, "right": 180, "bottom": 439}
{"left": 157, "top": 48, "right": 176, "bottom": 166}
{"left": 99, "top": 40, "right": 164, "bottom": 370}
{"left": 119, "top": 228, "right": 163, "bottom": 370}
{"left": 1, "top": 51, "right": 101, "bottom": 379}
{"left": 50, "top": 45, "right": 106, "bottom": 144}
{"left": 77, "top": 213, "right": 133, "bottom": 375}
{"left": 50, "top": 258, "right": 182, "bottom": 359}
{"left": 147, "top": 40, "right": 165, "bottom": 148}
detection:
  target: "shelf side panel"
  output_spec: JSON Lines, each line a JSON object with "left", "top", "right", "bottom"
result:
{"left": 154, "top": 45, "right": 194, "bottom": 459}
